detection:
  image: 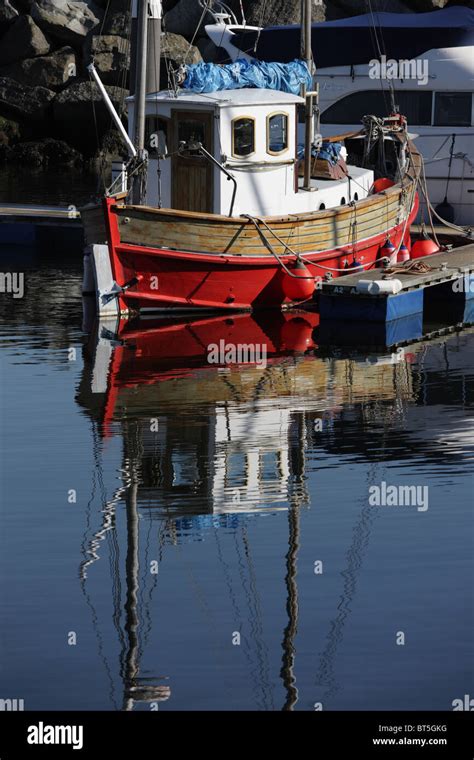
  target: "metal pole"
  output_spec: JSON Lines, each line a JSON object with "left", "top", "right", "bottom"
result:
{"left": 304, "top": 0, "right": 312, "bottom": 76}
{"left": 134, "top": 0, "right": 149, "bottom": 151}
{"left": 146, "top": 0, "right": 162, "bottom": 94}
{"left": 300, "top": 0, "right": 306, "bottom": 64}
{"left": 302, "top": 0, "right": 314, "bottom": 191}
{"left": 87, "top": 63, "right": 137, "bottom": 158}
{"left": 303, "top": 93, "right": 313, "bottom": 191}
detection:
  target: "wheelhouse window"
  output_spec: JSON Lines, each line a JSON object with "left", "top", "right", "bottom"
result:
{"left": 232, "top": 117, "right": 255, "bottom": 157}
{"left": 434, "top": 92, "right": 472, "bottom": 127}
{"left": 146, "top": 116, "right": 169, "bottom": 156}
{"left": 320, "top": 90, "right": 432, "bottom": 126}
{"left": 267, "top": 112, "right": 289, "bottom": 154}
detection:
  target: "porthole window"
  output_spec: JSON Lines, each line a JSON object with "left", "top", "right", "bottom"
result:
{"left": 340, "top": 197, "right": 346, "bottom": 205}
{"left": 354, "top": 192, "right": 359, "bottom": 201}
{"left": 267, "top": 112, "right": 289, "bottom": 154}
{"left": 232, "top": 117, "right": 255, "bottom": 157}
{"left": 319, "top": 203, "right": 326, "bottom": 210}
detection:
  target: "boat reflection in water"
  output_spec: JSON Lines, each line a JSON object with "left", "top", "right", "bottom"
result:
{"left": 76, "top": 308, "right": 468, "bottom": 710}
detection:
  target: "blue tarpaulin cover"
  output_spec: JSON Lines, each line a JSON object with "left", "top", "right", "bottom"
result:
{"left": 298, "top": 141, "right": 343, "bottom": 165}
{"left": 182, "top": 58, "right": 312, "bottom": 96}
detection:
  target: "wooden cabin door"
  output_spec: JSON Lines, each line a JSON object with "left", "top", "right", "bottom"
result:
{"left": 171, "top": 110, "right": 213, "bottom": 213}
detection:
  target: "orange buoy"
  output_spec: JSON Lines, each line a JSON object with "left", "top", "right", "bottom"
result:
{"left": 411, "top": 237, "right": 439, "bottom": 259}
{"left": 372, "top": 177, "right": 396, "bottom": 193}
{"left": 280, "top": 317, "right": 316, "bottom": 352}
{"left": 282, "top": 259, "right": 315, "bottom": 302}
{"left": 397, "top": 244, "right": 410, "bottom": 263}
{"left": 379, "top": 239, "right": 396, "bottom": 265}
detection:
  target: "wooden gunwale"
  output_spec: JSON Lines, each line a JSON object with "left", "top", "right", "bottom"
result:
{"left": 110, "top": 140, "right": 419, "bottom": 256}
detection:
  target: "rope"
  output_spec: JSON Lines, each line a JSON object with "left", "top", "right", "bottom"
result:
{"left": 242, "top": 214, "right": 384, "bottom": 275}
{"left": 383, "top": 260, "right": 434, "bottom": 276}
{"left": 185, "top": 1, "right": 212, "bottom": 64}
{"left": 241, "top": 214, "right": 311, "bottom": 278}
{"left": 419, "top": 152, "right": 472, "bottom": 236}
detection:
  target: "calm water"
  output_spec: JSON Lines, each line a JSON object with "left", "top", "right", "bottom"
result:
{"left": 0, "top": 241, "right": 473, "bottom": 712}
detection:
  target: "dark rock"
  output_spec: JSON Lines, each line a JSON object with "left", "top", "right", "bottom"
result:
{"left": 12, "top": 137, "right": 83, "bottom": 167}
{"left": 243, "top": 0, "right": 441, "bottom": 24}
{"left": 331, "top": 0, "right": 412, "bottom": 13}
{"left": 85, "top": 35, "right": 130, "bottom": 85}
{"left": 161, "top": 32, "right": 202, "bottom": 66}
{"left": 29, "top": 0, "right": 102, "bottom": 47}
{"left": 0, "top": 115, "right": 21, "bottom": 144}
{"left": 164, "top": 0, "right": 214, "bottom": 39}
{"left": 53, "top": 79, "right": 128, "bottom": 153}
{"left": 0, "top": 14, "right": 50, "bottom": 66}
{"left": 244, "top": 0, "right": 318, "bottom": 26}
{"left": 0, "top": 47, "right": 77, "bottom": 90}
{"left": 0, "top": 76, "right": 55, "bottom": 120}
{"left": 101, "top": 9, "right": 131, "bottom": 37}
{"left": 0, "top": 143, "right": 13, "bottom": 162}
{"left": 0, "top": 1, "right": 19, "bottom": 27}
{"left": 98, "top": 126, "right": 129, "bottom": 161}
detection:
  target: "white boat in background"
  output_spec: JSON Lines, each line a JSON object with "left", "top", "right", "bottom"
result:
{"left": 206, "top": 6, "right": 474, "bottom": 227}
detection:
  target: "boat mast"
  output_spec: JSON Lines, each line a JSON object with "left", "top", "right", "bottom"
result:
{"left": 303, "top": 0, "right": 312, "bottom": 79}
{"left": 134, "top": 0, "right": 149, "bottom": 153}
{"left": 301, "top": 0, "right": 316, "bottom": 192}
{"left": 132, "top": 1, "right": 163, "bottom": 203}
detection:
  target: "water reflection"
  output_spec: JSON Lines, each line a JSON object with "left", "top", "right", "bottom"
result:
{"left": 75, "top": 310, "right": 473, "bottom": 710}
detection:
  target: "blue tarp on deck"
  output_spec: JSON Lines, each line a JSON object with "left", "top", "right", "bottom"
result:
{"left": 182, "top": 58, "right": 312, "bottom": 96}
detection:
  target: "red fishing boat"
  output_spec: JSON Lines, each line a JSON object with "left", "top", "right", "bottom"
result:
{"left": 82, "top": 1, "right": 425, "bottom": 317}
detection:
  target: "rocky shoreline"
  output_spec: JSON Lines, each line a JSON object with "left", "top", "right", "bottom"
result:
{"left": 0, "top": 0, "right": 471, "bottom": 168}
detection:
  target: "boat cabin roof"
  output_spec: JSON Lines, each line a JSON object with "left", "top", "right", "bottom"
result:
{"left": 127, "top": 88, "right": 304, "bottom": 109}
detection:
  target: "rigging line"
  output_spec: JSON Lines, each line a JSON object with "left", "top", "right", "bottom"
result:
{"left": 136, "top": 510, "right": 154, "bottom": 663}
{"left": 241, "top": 526, "right": 276, "bottom": 710}
{"left": 211, "top": 526, "right": 263, "bottom": 699}
{"left": 99, "top": 0, "right": 112, "bottom": 37}
{"left": 232, "top": 526, "right": 271, "bottom": 710}
{"left": 96, "top": 4, "right": 132, "bottom": 187}
{"left": 185, "top": 0, "right": 212, "bottom": 64}
{"left": 431, "top": 133, "right": 452, "bottom": 161}
{"left": 253, "top": 0, "right": 269, "bottom": 53}
{"left": 243, "top": 213, "right": 381, "bottom": 274}
{"left": 141, "top": 521, "right": 168, "bottom": 650}
{"left": 365, "top": 0, "right": 392, "bottom": 114}
{"left": 315, "top": 473, "right": 380, "bottom": 701}
{"left": 78, "top": 420, "right": 120, "bottom": 709}
{"left": 88, "top": 68, "right": 104, "bottom": 192}
{"left": 239, "top": 0, "right": 246, "bottom": 26}
{"left": 108, "top": 507, "right": 127, "bottom": 683}
{"left": 419, "top": 161, "right": 471, "bottom": 235}
{"left": 175, "top": 540, "right": 232, "bottom": 676}
{"left": 149, "top": 12, "right": 164, "bottom": 205}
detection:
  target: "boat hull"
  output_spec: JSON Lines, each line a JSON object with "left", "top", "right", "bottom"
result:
{"left": 103, "top": 193, "right": 419, "bottom": 312}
